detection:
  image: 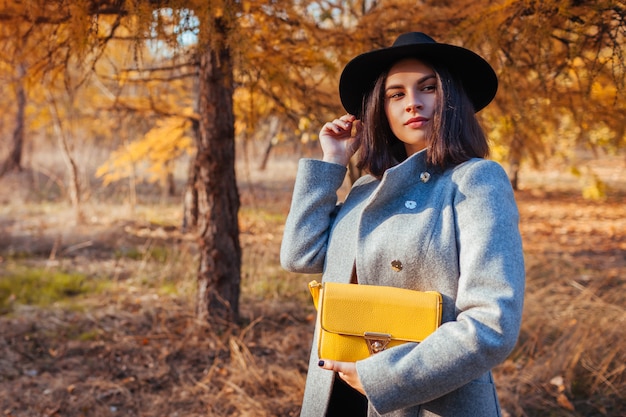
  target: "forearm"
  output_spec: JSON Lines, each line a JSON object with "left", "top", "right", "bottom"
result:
{"left": 280, "top": 159, "right": 347, "bottom": 273}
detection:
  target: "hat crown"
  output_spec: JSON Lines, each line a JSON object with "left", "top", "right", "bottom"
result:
{"left": 392, "top": 32, "right": 437, "bottom": 47}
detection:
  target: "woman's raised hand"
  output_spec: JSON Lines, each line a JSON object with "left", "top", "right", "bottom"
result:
{"left": 319, "top": 114, "right": 362, "bottom": 167}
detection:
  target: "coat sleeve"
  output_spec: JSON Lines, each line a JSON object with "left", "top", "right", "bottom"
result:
{"left": 280, "top": 158, "right": 348, "bottom": 274}
{"left": 356, "top": 160, "right": 525, "bottom": 414}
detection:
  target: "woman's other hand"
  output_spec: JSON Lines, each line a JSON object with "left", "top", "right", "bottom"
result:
{"left": 318, "top": 359, "right": 365, "bottom": 395}
{"left": 319, "top": 114, "right": 362, "bottom": 166}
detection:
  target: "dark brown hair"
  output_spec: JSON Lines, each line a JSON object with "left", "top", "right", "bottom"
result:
{"left": 356, "top": 60, "right": 489, "bottom": 178}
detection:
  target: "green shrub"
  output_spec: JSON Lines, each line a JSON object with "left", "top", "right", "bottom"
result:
{"left": 0, "top": 266, "right": 93, "bottom": 314}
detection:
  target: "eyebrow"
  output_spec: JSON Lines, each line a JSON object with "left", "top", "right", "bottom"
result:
{"left": 385, "top": 74, "right": 436, "bottom": 91}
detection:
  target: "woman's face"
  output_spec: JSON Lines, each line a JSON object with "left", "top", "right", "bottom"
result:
{"left": 384, "top": 58, "right": 437, "bottom": 156}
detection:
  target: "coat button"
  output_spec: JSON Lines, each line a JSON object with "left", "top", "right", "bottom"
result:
{"left": 391, "top": 260, "right": 403, "bottom": 272}
{"left": 405, "top": 200, "right": 417, "bottom": 209}
{"left": 420, "top": 172, "right": 431, "bottom": 183}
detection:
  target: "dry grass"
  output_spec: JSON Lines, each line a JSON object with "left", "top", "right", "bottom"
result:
{"left": 0, "top": 152, "right": 624, "bottom": 416}
{"left": 495, "top": 188, "right": 626, "bottom": 416}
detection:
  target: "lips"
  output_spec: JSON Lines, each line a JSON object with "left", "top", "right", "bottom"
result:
{"left": 405, "top": 117, "right": 429, "bottom": 127}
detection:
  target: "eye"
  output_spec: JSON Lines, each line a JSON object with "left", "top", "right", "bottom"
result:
{"left": 386, "top": 90, "right": 405, "bottom": 100}
{"left": 422, "top": 84, "right": 436, "bottom": 92}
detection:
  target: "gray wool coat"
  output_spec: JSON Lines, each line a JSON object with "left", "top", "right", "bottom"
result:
{"left": 280, "top": 150, "right": 525, "bottom": 417}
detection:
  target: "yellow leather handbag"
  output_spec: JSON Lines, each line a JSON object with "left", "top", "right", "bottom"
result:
{"left": 308, "top": 280, "right": 443, "bottom": 362}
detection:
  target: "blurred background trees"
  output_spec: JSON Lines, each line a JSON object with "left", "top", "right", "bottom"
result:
{"left": 0, "top": 0, "right": 624, "bottom": 322}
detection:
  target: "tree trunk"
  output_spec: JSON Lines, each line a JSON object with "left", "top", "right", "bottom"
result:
{"left": 1, "top": 65, "right": 26, "bottom": 177}
{"left": 258, "top": 116, "right": 280, "bottom": 171}
{"left": 48, "top": 93, "right": 85, "bottom": 225}
{"left": 58, "top": 130, "right": 85, "bottom": 225}
{"left": 182, "top": 147, "right": 199, "bottom": 233}
{"left": 194, "top": 29, "right": 241, "bottom": 323}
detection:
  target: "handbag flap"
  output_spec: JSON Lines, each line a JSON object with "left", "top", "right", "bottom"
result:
{"left": 319, "top": 282, "right": 442, "bottom": 343}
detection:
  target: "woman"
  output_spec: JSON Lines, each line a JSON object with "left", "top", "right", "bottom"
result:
{"left": 280, "top": 32, "right": 525, "bottom": 417}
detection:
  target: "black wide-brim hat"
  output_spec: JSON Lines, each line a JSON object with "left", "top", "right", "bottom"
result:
{"left": 339, "top": 32, "right": 498, "bottom": 117}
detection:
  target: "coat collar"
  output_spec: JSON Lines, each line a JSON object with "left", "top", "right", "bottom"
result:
{"left": 359, "top": 149, "right": 432, "bottom": 208}
{"left": 380, "top": 148, "right": 431, "bottom": 187}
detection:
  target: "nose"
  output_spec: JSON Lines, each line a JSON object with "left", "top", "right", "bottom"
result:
{"left": 405, "top": 91, "right": 423, "bottom": 112}
{"left": 406, "top": 103, "right": 422, "bottom": 112}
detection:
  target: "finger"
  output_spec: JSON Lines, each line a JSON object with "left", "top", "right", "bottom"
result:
{"left": 318, "top": 359, "right": 335, "bottom": 371}
{"left": 322, "top": 122, "right": 340, "bottom": 132}
{"left": 318, "top": 359, "right": 350, "bottom": 374}
{"left": 333, "top": 118, "right": 352, "bottom": 131}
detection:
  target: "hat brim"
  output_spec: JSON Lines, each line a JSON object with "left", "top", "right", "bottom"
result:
{"left": 339, "top": 43, "right": 498, "bottom": 117}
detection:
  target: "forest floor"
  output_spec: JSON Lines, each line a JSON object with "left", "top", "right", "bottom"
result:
{"left": 0, "top": 154, "right": 625, "bottom": 417}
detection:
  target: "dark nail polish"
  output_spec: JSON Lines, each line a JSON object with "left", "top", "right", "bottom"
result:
{"left": 318, "top": 360, "right": 325, "bottom": 367}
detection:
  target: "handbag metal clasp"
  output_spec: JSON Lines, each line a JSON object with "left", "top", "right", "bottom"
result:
{"left": 364, "top": 332, "right": 391, "bottom": 355}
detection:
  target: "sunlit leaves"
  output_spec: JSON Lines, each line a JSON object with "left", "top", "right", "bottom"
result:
{"left": 0, "top": 0, "right": 624, "bottom": 198}
{"left": 96, "top": 116, "right": 194, "bottom": 186}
